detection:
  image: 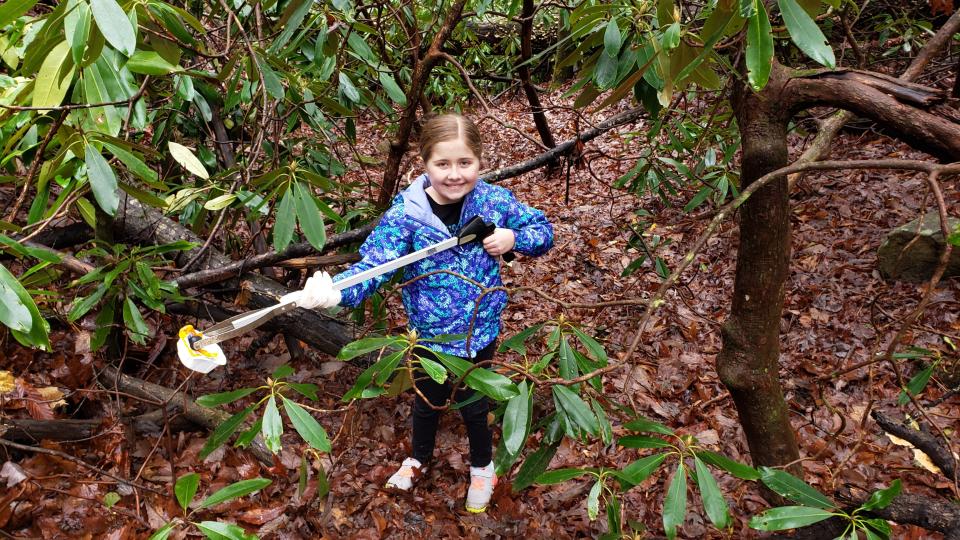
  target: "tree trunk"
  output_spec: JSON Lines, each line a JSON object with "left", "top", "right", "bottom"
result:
{"left": 519, "top": 0, "right": 556, "bottom": 151}
{"left": 208, "top": 102, "right": 273, "bottom": 277}
{"left": 717, "top": 65, "right": 801, "bottom": 472}
{"left": 716, "top": 60, "right": 960, "bottom": 477}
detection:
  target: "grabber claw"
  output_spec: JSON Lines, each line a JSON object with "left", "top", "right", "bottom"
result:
{"left": 176, "top": 325, "right": 227, "bottom": 373}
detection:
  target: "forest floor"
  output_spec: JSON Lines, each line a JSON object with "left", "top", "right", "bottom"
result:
{"left": 1, "top": 85, "right": 959, "bottom": 539}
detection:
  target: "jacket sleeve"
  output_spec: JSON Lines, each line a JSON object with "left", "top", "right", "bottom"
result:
{"left": 333, "top": 201, "right": 413, "bottom": 307}
{"left": 501, "top": 189, "right": 553, "bottom": 257}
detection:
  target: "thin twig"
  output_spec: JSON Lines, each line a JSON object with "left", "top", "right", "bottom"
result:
{"left": 6, "top": 111, "right": 67, "bottom": 222}
{"left": 1, "top": 75, "right": 150, "bottom": 114}
{"left": 0, "top": 438, "right": 163, "bottom": 494}
{"left": 436, "top": 51, "right": 549, "bottom": 151}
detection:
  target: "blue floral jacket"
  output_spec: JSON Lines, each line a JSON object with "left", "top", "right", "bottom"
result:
{"left": 333, "top": 174, "right": 553, "bottom": 357}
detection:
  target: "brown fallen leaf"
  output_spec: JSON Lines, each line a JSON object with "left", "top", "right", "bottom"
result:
{"left": 237, "top": 505, "right": 285, "bottom": 525}
{"left": 15, "top": 379, "right": 55, "bottom": 420}
{"left": 36, "top": 386, "right": 67, "bottom": 409}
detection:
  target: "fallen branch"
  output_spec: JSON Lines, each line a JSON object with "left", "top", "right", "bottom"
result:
{"left": 113, "top": 193, "right": 357, "bottom": 357}
{"left": 1, "top": 418, "right": 101, "bottom": 441}
{"left": 482, "top": 105, "right": 646, "bottom": 183}
{"left": 786, "top": 71, "right": 960, "bottom": 161}
{"left": 1, "top": 407, "right": 196, "bottom": 443}
{"left": 771, "top": 493, "right": 960, "bottom": 540}
{"left": 272, "top": 253, "right": 360, "bottom": 269}
{"left": 173, "top": 225, "right": 373, "bottom": 290}
{"left": 870, "top": 493, "right": 960, "bottom": 540}
{"left": 819, "top": 70, "right": 944, "bottom": 106}
{"left": 99, "top": 366, "right": 274, "bottom": 465}
{"left": 789, "top": 9, "right": 960, "bottom": 189}
{"left": 872, "top": 410, "right": 956, "bottom": 479}
{"left": 0, "top": 237, "right": 95, "bottom": 276}
{"left": 26, "top": 240, "right": 95, "bottom": 275}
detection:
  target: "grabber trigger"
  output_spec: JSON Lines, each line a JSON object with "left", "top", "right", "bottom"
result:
{"left": 176, "top": 325, "right": 227, "bottom": 373}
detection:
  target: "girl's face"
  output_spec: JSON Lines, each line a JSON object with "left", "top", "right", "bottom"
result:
{"left": 424, "top": 137, "right": 480, "bottom": 204}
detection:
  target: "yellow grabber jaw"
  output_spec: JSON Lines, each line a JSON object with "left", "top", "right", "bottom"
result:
{"left": 176, "top": 325, "right": 227, "bottom": 373}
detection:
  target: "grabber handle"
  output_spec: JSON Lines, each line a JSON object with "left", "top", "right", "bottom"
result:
{"left": 457, "top": 216, "right": 516, "bottom": 262}
{"left": 457, "top": 216, "right": 495, "bottom": 245}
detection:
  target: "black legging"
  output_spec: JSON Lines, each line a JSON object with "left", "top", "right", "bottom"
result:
{"left": 411, "top": 340, "right": 495, "bottom": 467}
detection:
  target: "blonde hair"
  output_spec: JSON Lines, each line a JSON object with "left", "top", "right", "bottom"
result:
{"left": 418, "top": 114, "right": 483, "bottom": 162}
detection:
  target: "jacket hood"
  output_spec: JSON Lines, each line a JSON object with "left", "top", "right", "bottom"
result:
{"left": 399, "top": 174, "right": 435, "bottom": 223}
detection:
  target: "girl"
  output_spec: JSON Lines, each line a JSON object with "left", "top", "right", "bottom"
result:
{"left": 286, "top": 114, "right": 553, "bottom": 513}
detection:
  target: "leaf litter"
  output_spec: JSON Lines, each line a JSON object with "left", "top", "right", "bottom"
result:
{"left": 0, "top": 87, "right": 958, "bottom": 539}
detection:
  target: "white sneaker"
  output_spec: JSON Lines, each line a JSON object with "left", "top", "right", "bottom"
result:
{"left": 465, "top": 462, "right": 497, "bottom": 513}
{"left": 385, "top": 457, "right": 423, "bottom": 491}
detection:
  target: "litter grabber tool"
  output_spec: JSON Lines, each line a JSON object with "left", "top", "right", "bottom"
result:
{"left": 177, "top": 216, "right": 499, "bottom": 372}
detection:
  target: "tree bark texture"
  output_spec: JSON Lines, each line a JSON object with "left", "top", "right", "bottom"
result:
{"left": 112, "top": 193, "right": 355, "bottom": 356}
{"left": 784, "top": 69, "right": 960, "bottom": 161}
{"left": 1, "top": 412, "right": 196, "bottom": 443}
{"left": 953, "top": 52, "right": 959, "bottom": 99}
{"left": 771, "top": 493, "right": 960, "bottom": 540}
{"left": 2, "top": 419, "right": 101, "bottom": 441}
{"left": 519, "top": 0, "right": 556, "bottom": 151}
{"left": 718, "top": 66, "right": 801, "bottom": 472}
{"left": 870, "top": 493, "right": 960, "bottom": 540}
{"left": 208, "top": 101, "right": 271, "bottom": 267}
{"left": 950, "top": 55, "right": 960, "bottom": 99}
{"left": 19, "top": 222, "right": 92, "bottom": 249}
{"left": 788, "top": 8, "right": 960, "bottom": 189}
{"left": 378, "top": 0, "right": 468, "bottom": 208}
